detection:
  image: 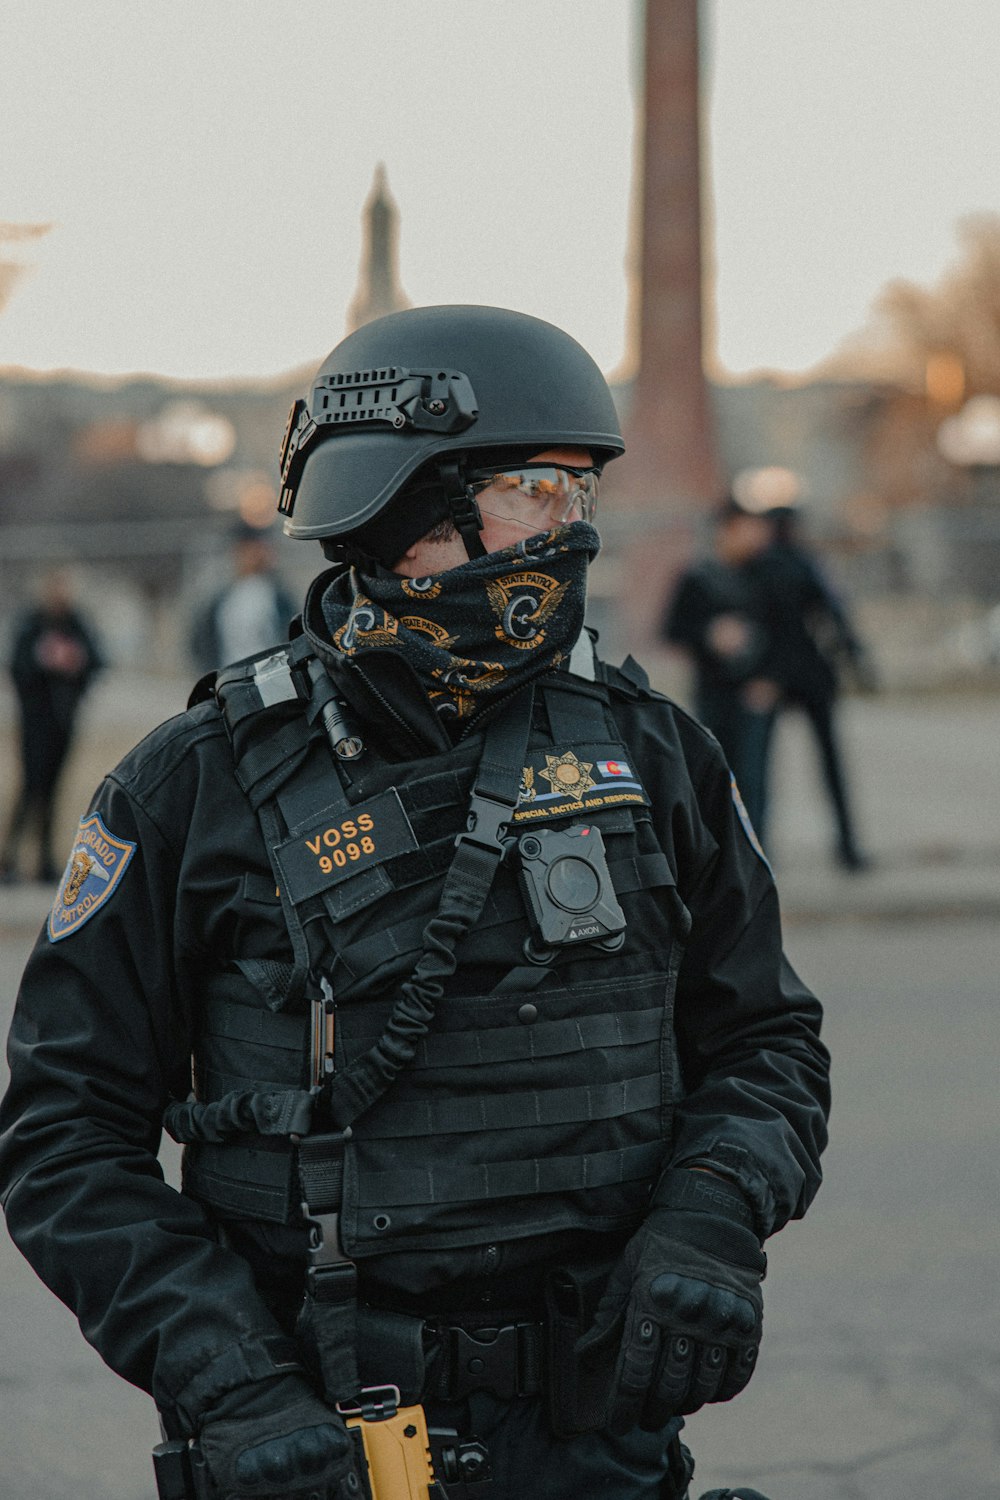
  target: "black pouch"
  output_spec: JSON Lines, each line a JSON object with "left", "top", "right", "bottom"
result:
{"left": 294, "top": 1279, "right": 360, "bottom": 1404}
{"left": 356, "top": 1305, "right": 428, "bottom": 1407}
{"left": 544, "top": 1259, "right": 615, "bottom": 1438}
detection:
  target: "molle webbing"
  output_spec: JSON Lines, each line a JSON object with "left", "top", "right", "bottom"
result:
{"left": 352, "top": 1141, "right": 665, "bottom": 1211}
{"left": 332, "top": 848, "right": 674, "bottom": 982}
{"left": 181, "top": 993, "right": 672, "bottom": 1229}
{"left": 194, "top": 996, "right": 665, "bottom": 1092}
{"left": 165, "top": 964, "right": 309, "bottom": 1149}
{"left": 352, "top": 1073, "right": 662, "bottom": 1139}
{"left": 182, "top": 1137, "right": 301, "bottom": 1222}
{"left": 182, "top": 663, "right": 688, "bottom": 1249}
{"left": 335, "top": 966, "right": 676, "bottom": 1255}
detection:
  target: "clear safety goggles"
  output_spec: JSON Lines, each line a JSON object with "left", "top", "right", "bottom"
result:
{"left": 467, "top": 464, "right": 600, "bottom": 529}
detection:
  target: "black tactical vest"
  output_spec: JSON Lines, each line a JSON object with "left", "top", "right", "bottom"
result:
{"left": 176, "top": 648, "right": 689, "bottom": 1265}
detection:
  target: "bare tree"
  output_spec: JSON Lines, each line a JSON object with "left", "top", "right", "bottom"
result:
{"left": 0, "top": 221, "right": 53, "bottom": 316}
{"left": 874, "top": 214, "right": 1000, "bottom": 397}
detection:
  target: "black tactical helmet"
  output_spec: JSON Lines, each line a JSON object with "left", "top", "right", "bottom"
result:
{"left": 278, "top": 304, "right": 624, "bottom": 563}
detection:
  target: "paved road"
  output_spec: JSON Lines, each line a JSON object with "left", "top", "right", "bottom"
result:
{"left": 1, "top": 913, "right": 997, "bottom": 1499}
{"left": 685, "top": 916, "right": 1000, "bottom": 1500}
{"left": 4, "top": 673, "right": 1000, "bottom": 922}
{"left": 2, "top": 677, "right": 998, "bottom": 1496}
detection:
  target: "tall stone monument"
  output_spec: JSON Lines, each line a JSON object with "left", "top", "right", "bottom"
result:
{"left": 607, "top": 0, "right": 721, "bottom": 650}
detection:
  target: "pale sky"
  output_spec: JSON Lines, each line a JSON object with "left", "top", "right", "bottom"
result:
{"left": 0, "top": 1, "right": 997, "bottom": 383}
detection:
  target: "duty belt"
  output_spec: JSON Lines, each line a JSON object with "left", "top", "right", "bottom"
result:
{"left": 426, "top": 1319, "right": 546, "bottom": 1403}
{"left": 353, "top": 1298, "right": 551, "bottom": 1408}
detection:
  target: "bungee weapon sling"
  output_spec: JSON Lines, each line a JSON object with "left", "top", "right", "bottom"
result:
{"left": 169, "top": 646, "right": 537, "bottom": 1403}
{"left": 291, "top": 676, "right": 536, "bottom": 1407}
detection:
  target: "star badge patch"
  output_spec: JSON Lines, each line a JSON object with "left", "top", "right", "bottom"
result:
{"left": 539, "top": 750, "right": 596, "bottom": 797}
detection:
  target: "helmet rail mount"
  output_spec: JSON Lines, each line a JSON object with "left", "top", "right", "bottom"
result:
{"left": 279, "top": 366, "right": 479, "bottom": 516}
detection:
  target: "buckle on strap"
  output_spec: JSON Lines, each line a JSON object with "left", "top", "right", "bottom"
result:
{"left": 299, "top": 1126, "right": 355, "bottom": 1299}
{"left": 442, "top": 1322, "right": 543, "bottom": 1402}
{"left": 302, "top": 1206, "right": 358, "bottom": 1303}
{"left": 305, "top": 1252, "right": 358, "bottom": 1306}
{"left": 456, "top": 791, "right": 513, "bottom": 857}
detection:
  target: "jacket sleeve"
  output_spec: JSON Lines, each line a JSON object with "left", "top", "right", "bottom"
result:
{"left": 665, "top": 723, "right": 831, "bottom": 1240}
{"left": 0, "top": 761, "right": 293, "bottom": 1436}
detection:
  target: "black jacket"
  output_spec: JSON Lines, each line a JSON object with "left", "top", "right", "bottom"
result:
{"left": 0, "top": 578, "right": 829, "bottom": 1434}
{"left": 660, "top": 559, "right": 770, "bottom": 698}
{"left": 745, "top": 541, "right": 862, "bottom": 703}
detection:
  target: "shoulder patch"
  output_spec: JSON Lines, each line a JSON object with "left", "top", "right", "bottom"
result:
{"left": 48, "top": 814, "right": 137, "bottom": 942}
{"left": 730, "top": 774, "right": 771, "bottom": 871}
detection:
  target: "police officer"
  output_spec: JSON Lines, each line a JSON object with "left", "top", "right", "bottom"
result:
{"left": 0, "top": 306, "right": 830, "bottom": 1500}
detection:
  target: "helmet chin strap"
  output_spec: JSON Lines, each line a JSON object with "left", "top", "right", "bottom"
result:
{"left": 439, "top": 459, "right": 488, "bottom": 560}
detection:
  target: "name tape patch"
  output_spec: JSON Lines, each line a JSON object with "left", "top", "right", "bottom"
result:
{"left": 48, "top": 813, "right": 137, "bottom": 942}
{"left": 274, "top": 787, "right": 418, "bottom": 902}
{"left": 513, "top": 746, "right": 649, "bottom": 824}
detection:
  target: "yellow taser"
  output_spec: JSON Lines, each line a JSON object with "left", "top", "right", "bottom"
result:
{"left": 339, "top": 1387, "right": 445, "bottom": 1500}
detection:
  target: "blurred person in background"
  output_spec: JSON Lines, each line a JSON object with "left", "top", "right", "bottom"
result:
{"left": 1, "top": 568, "right": 104, "bottom": 885}
{"left": 746, "top": 502, "right": 875, "bottom": 873}
{"left": 660, "top": 496, "right": 779, "bottom": 848}
{"left": 188, "top": 518, "right": 297, "bottom": 676}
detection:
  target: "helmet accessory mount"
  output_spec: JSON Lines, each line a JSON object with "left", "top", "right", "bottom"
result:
{"left": 279, "top": 366, "right": 479, "bottom": 518}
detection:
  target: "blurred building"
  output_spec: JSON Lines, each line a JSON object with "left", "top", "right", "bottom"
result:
{"left": 3, "top": 351, "right": 1000, "bottom": 675}
{"left": 2, "top": 125, "right": 999, "bottom": 684}
{"left": 0, "top": 369, "right": 312, "bottom": 670}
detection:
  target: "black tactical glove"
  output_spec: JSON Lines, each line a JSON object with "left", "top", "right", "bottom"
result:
{"left": 198, "top": 1373, "right": 364, "bottom": 1500}
{"left": 576, "top": 1168, "right": 765, "bottom": 1433}
{"left": 697, "top": 1490, "right": 772, "bottom": 1499}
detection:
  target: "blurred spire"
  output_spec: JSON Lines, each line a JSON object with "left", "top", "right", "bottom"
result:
{"left": 345, "top": 164, "right": 411, "bottom": 334}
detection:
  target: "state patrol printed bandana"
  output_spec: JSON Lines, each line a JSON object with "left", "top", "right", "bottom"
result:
{"left": 321, "top": 522, "right": 601, "bottom": 723}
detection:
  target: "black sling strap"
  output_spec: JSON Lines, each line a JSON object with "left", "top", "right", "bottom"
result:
{"left": 321, "top": 684, "right": 536, "bottom": 1132}
{"left": 291, "top": 679, "right": 534, "bottom": 1407}
{"left": 177, "top": 665, "right": 534, "bottom": 1159}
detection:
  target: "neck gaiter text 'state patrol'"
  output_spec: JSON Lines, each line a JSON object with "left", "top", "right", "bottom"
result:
{"left": 321, "top": 522, "right": 601, "bottom": 724}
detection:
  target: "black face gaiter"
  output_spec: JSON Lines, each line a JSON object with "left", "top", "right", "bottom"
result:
{"left": 321, "top": 522, "right": 601, "bottom": 725}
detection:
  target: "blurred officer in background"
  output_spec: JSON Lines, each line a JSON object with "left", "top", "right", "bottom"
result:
{"left": 1, "top": 567, "right": 103, "bottom": 884}
{"left": 661, "top": 497, "right": 779, "bottom": 846}
{"left": 1, "top": 307, "right": 829, "bottom": 1500}
{"left": 746, "top": 502, "right": 875, "bottom": 872}
{"left": 189, "top": 518, "right": 297, "bottom": 677}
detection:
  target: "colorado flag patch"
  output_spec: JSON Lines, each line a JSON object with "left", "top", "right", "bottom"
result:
{"left": 597, "top": 759, "right": 633, "bottom": 779}
{"left": 48, "top": 814, "right": 136, "bottom": 942}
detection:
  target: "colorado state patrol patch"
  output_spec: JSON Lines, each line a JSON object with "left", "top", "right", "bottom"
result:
{"left": 48, "top": 814, "right": 137, "bottom": 943}
{"left": 730, "top": 774, "right": 771, "bottom": 870}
